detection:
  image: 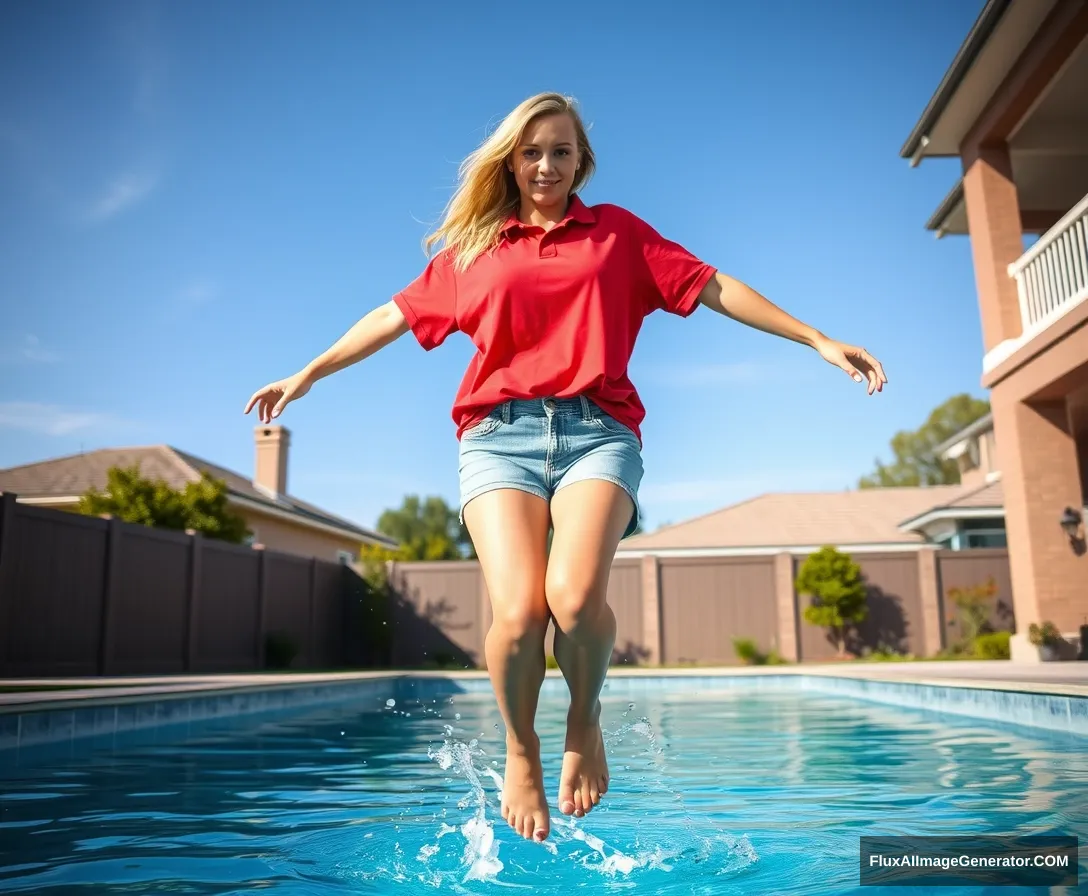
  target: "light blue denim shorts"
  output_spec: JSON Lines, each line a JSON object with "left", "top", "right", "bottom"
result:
{"left": 458, "top": 395, "right": 643, "bottom": 538}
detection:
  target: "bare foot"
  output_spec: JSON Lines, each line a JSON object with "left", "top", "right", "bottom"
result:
{"left": 558, "top": 705, "right": 609, "bottom": 817}
{"left": 500, "top": 735, "right": 550, "bottom": 841}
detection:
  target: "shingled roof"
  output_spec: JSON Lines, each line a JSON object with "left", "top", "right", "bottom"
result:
{"left": 618, "top": 484, "right": 987, "bottom": 553}
{"left": 0, "top": 445, "right": 396, "bottom": 548}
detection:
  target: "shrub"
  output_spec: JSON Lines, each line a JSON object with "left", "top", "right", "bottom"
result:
{"left": 1027, "top": 621, "right": 1062, "bottom": 647}
{"left": 733, "top": 637, "right": 788, "bottom": 666}
{"left": 947, "top": 577, "right": 998, "bottom": 643}
{"left": 795, "top": 546, "right": 868, "bottom": 656}
{"left": 973, "top": 631, "right": 1010, "bottom": 660}
{"left": 545, "top": 655, "right": 559, "bottom": 670}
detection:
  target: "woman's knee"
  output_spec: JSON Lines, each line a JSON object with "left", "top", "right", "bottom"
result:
{"left": 545, "top": 574, "right": 606, "bottom": 635}
{"left": 490, "top": 590, "right": 550, "bottom": 642}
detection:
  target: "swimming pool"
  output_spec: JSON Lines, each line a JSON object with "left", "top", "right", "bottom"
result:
{"left": 1, "top": 677, "right": 1085, "bottom": 894}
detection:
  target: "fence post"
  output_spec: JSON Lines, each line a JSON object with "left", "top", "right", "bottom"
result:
{"left": 308, "top": 557, "right": 318, "bottom": 669}
{"left": 98, "top": 516, "right": 121, "bottom": 675}
{"left": 917, "top": 546, "right": 943, "bottom": 657}
{"left": 0, "top": 493, "right": 18, "bottom": 674}
{"left": 640, "top": 555, "right": 662, "bottom": 665}
{"left": 773, "top": 552, "right": 800, "bottom": 662}
{"left": 184, "top": 530, "right": 203, "bottom": 672}
{"left": 253, "top": 545, "right": 267, "bottom": 670}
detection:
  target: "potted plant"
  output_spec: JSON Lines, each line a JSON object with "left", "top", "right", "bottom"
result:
{"left": 1027, "top": 621, "right": 1063, "bottom": 662}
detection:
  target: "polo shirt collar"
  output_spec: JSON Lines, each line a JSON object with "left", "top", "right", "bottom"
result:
{"left": 500, "top": 194, "right": 596, "bottom": 238}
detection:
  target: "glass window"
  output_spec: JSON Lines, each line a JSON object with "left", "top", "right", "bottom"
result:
{"left": 963, "top": 531, "right": 1007, "bottom": 548}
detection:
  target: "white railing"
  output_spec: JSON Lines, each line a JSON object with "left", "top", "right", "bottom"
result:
{"left": 1009, "top": 192, "right": 1088, "bottom": 335}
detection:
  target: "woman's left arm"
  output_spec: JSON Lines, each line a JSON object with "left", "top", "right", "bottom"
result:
{"left": 697, "top": 271, "right": 887, "bottom": 395}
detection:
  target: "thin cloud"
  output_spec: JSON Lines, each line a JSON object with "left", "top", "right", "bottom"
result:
{"left": 0, "top": 335, "right": 60, "bottom": 365}
{"left": 0, "top": 402, "right": 114, "bottom": 436}
{"left": 86, "top": 170, "right": 158, "bottom": 222}
{"left": 177, "top": 282, "right": 219, "bottom": 306}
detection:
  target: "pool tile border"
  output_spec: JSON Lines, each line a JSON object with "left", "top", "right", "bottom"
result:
{"left": 0, "top": 672, "right": 1085, "bottom": 761}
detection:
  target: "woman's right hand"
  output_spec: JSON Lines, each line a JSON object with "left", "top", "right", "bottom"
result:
{"left": 244, "top": 370, "right": 314, "bottom": 423}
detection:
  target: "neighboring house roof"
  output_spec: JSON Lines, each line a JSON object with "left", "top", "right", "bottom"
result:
{"left": 0, "top": 446, "right": 397, "bottom": 549}
{"left": 898, "top": 479, "right": 1005, "bottom": 531}
{"left": 618, "top": 485, "right": 972, "bottom": 555}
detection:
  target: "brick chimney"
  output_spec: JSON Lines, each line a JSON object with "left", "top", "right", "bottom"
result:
{"left": 254, "top": 425, "right": 290, "bottom": 496}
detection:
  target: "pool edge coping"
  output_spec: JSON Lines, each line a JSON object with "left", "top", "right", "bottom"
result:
{"left": 2, "top": 664, "right": 1086, "bottom": 715}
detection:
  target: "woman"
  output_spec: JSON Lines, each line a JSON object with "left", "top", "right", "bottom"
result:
{"left": 244, "top": 92, "right": 886, "bottom": 844}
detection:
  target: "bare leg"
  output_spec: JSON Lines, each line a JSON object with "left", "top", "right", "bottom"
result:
{"left": 546, "top": 480, "right": 632, "bottom": 818}
{"left": 463, "top": 488, "right": 552, "bottom": 841}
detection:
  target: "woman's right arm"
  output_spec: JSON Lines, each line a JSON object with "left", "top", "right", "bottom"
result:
{"left": 244, "top": 300, "right": 409, "bottom": 423}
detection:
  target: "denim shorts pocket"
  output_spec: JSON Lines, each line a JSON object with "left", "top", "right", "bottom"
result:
{"left": 590, "top": 412, "right": 632, "bottom": 438}
{"left": 462, "top": 414, "right": 504, "bottom": 440}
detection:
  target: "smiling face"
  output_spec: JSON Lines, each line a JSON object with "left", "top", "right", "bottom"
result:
{"left": 508, "top": 112, "right": 581, "bottom": 215}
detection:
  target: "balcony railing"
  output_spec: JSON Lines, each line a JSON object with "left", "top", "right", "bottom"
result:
{"left": 1009, "top": 192, "right": 1088, "bottom": 335}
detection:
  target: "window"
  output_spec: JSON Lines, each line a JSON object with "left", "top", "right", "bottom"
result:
{"left": 336, "top": 550, "right": 355, "bottom": 565}
{"left": 963, "top": 531, "right": 1007, "bottom": 549}
{"left": 244, "top": 530, "right": 258, "bottom": 547}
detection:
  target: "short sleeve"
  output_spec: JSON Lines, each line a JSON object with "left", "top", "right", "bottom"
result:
{"left": 625, "top": 210, "right": 716, "bottom": 317}
{"left": 392, "top": 250, "right": 459, "bottom": 350}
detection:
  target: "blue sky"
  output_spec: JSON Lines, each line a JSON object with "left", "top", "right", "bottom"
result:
{"left": 1, "top": 0, "right": 986, "bottom": 532}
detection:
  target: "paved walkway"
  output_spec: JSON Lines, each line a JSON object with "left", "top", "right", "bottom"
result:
{"left": 2, "top": 660, "right": 1086, "bottom": 709}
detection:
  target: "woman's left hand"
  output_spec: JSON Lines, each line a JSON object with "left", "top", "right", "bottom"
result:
{"left": 812, "top": 336, "right": 887, "bottom": 395}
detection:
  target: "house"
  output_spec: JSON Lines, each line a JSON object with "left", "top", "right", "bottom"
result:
{"left": 901, "top": 0, "right": 1088, "bottom": 657}
{"left": 617, "top": 412, "right": 1005, "bottom": 557}
{"left": 898, "top": 413, "right": 1007, "bottom": 551}
{"left": 0, "top": 425, "right": 397, "bottom": 563}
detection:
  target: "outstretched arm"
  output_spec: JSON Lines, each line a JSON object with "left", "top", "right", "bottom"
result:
{"left": 696, "top": 272, "right": 887, "bottom": 395}
{"left": 244, "top": 300, "right": 409, "bottom": 423}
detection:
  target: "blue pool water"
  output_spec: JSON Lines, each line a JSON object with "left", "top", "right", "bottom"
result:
{"left": 1, "top": 683, "right": 1086, "bottom": 895}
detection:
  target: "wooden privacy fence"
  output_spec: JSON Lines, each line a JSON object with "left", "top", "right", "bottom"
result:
{"left": 386, "top": 547, "right": 1015, "bottom": 668}
{"left": 0, "top": 493, "right": 384, "bottom": 677}
{"left": 0, "top": 493, "right": 1016, "bottom": 675}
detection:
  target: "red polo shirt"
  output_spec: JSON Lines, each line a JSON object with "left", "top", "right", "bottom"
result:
{"left": 392, "top": 195, "right": 716, "bottom": 442}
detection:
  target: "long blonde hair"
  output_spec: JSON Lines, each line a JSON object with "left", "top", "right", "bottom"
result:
{"left": 425, "top": 92, "right": 596, "bottom": 271}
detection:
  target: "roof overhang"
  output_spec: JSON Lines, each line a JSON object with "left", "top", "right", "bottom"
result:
{"left": 901, "top": 0, "right": 1059, "bottom": 163}
{"left": 898, "top": 505, "right": 1005, "bottom": 533}
{"left": 932, "top": 412, "right": 994, "bottom": 459}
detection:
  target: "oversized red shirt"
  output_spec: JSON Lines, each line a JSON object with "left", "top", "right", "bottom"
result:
{"left": 392, "top": 195, "right": 716, "bottom": 442}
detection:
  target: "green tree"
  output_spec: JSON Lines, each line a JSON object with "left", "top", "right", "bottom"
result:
{"left": 376, "top": 494, "right": 474, "bottom": 560}
{"left": 859, "top": 393, "right": 991, "bottom": 488}
{"left": 795, "top": 546, "right": 869, "bottom": 656}
{"left": 78, "top": 464, "right": 249, "bottom": 543}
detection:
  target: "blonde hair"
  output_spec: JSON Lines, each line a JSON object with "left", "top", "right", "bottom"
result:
{"left": 425, "top": 92, "right": 596, "bottom": 271}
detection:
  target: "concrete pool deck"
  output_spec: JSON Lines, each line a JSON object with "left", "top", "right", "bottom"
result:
{"left": 2, "top": 660, "right": 1087, "bottom": 712}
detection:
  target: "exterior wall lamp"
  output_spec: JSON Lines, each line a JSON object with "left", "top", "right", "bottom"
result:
{"left": 1059, "top": 506, "right": 1083, "bottom": 541}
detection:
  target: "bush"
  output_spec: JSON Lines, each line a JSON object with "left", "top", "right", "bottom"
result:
{"left": 733, "top": 638, "right": 761, "bottom": 665}
{"left": 973, "top": 631, "right": 1010, "bottom": 659}
{"left": 264, "top": 631, "right": 299, "bottom": 670}
{"left": 1027, "top": 621, "right": 1062, "bottom": 647}
{"left": 545, "top": 655, "right": 559, "bottom": 670}
{"left": 862, "top": 648, "right": 916, "bottom": 662}
{"left": 733, "top": 637, "right": 788, "bottom": 666}
{"left": 795, "top": 546, "right": 868, "bottom": 656}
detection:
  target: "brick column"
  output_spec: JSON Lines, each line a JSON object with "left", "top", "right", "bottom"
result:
{"left": 773, "top": 552, "right": 799, "bottom": 662}
{"left": 640, "top": 555, "right": 662, "bottom": 665}
{"left": 961, "top": 144, "right": 1024, "bottom": 352}
{"left": 916, "top": 546, "right": 943, "bottom": 657}
{"left": 994, "top": 395, "right": 1084, "bottom": 636}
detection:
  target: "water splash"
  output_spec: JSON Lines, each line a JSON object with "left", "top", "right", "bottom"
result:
{"left": 427, "top": 735, "right": 504, "bottom": 883}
